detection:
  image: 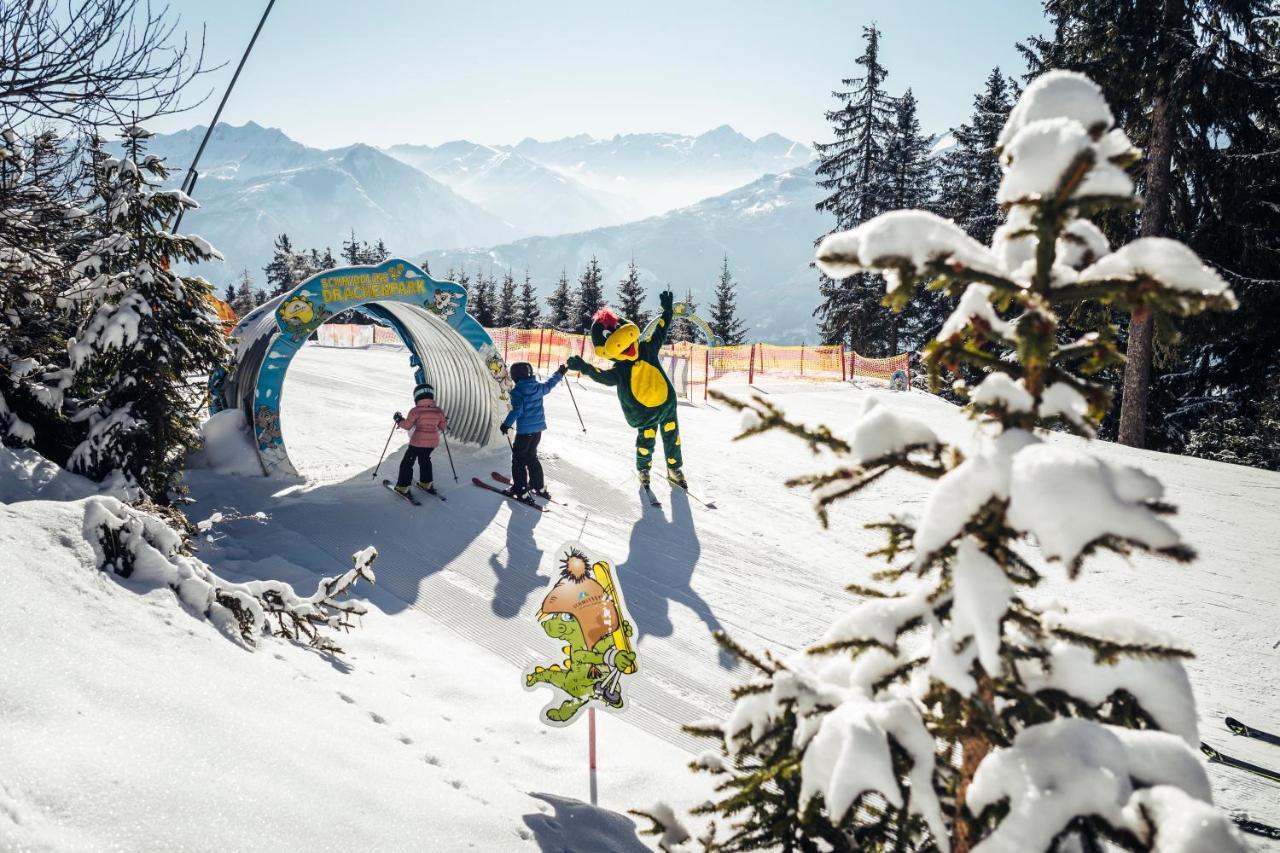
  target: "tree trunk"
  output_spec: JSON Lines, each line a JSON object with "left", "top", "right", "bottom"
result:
{"left": 953, "top": 683, "right": 994, "bottom": 853}
{"left": 1118, "top": 0, "right": 1184, "bottom": 447}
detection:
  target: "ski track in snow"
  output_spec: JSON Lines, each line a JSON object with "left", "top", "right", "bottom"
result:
{"left": 187, "top": 344, "right": 1280, "bottom": 843}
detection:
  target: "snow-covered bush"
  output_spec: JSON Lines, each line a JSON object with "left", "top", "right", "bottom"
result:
{"left": 657, "top": 71, "right": 1242, "bottom": 852}
{"left": 88, "top": 496, "right": 376, "bottom": 655}
{"left": 0, "top": 129, "right": 80, "bottom": 454}
{"left": 62, "top": 128, "right": 227, "bottom": 503}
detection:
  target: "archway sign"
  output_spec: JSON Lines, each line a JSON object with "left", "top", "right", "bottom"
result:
{"left": 212, "top": 258, "right": 514, "bottom": 477}
{"left": 641, "top": 302, "right": 723, "bottom": 347}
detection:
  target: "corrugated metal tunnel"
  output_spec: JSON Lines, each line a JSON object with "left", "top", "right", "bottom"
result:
{"left": 211, "top": 260, "right": 510, "bottom": 477}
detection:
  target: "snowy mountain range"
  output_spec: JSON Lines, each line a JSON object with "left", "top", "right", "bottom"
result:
{"left": 423, "top": 162, "right": 829, "bottom": 343}
{"left": 141, "top": 122, "right": 816, "bottom": 287}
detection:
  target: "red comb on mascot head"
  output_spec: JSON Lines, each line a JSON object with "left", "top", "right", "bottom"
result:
{"left": 567, "top": 290, "right": 688, "bottom": 489}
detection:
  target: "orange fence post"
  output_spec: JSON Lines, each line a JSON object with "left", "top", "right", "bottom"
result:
{"left": 536, "top": 328, "right": 546, "bottom": 371}
{"left": 748, "top": 343, "right": 755, "bottom": 384}
{"left": 840, "top": 345, "right": 847, "bottom": 381}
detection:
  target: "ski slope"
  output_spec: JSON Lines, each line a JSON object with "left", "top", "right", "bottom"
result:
{"left": 227, "top": 344, "right": 1280, "bottom": 832}
{"left": 6, "top": 341, "right": 1277, "bottom": 849}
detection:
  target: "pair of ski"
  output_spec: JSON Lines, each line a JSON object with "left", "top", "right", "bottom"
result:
{"left": 641, "top": 475, "right": 717, "bottom": 510}
{"left": 1202, "top": 716, "right": 1280, "bottom": 784}
{"left": 1202, "top": 716, "right": 1280, "bottom": 840}
{"left": 382, "top": 479, "right": 447, "bottom": 507}
{"left": 472, "top": 472, "right": 564, "bottom": 513}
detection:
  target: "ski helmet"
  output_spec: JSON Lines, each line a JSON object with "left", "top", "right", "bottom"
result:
{"left": 413, "top": 383, "right": 435, "bottom": 401}
{"left": 510, "top": 361, "right": 534, "bottom": 382}
{"left": 539, "top": 549, "right": 619, "bottom": 648}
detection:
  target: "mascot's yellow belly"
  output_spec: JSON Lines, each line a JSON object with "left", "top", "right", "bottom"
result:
{"left": 630, "top": 361, "right": 669, "bottom": 408}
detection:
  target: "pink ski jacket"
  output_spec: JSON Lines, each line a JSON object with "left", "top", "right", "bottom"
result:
{"left": 399, "top": 400, "right": 447, "bottom": 448}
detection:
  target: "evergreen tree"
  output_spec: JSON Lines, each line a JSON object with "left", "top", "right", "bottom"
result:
{"left": 253, "top": 288, "right": 268, "bottom": 307}
{"left": 615, "top": 258, "right": 650, "bottom": 328}
{"left": 495, "top": 269, "right": 518, "bottom": 327}
{"left": 936, "top": 68, "right": 1014, "bottom": 247}
{"left": 708, "top": 255, "right": 746, "bottom": 345}
{"left": 882, "top": 87, "right": 945, "bottom": 353}
{"left": 1020, "top": 0, "right": 1279, "bottom": 450}
{"left": 660, "top": 71, "right": 1243, "bottom": 853}
{"left": 572, "top": 256, "right": 606, "bottom": 333}
{"left": 341, "top": 229, "right": 362, "bottom": 266}
{"left": 229, "top": 269, "right": 256, "bottom": 317}
{"left": 0, "top": 128, "right": 79, "bottom": 459}
{"left": 366, "top": 238, "right": 389, "bottom": 264}
{"left": 222, "top": 284, "right": 235, "bottom": 305}
{"left": 263, "top": 233, "right": 311, "bottom": 297}
{"left": 546, "top": 269, "right": 573, "bottom": 330}
{"left": 66, "top": 126, "right": 227, "bottom": 502}
{"left": 813, "top": 24, "right": 899, "bottom": 354}
{"left": 517, "top": 269, "right": 541, "bottom": 328}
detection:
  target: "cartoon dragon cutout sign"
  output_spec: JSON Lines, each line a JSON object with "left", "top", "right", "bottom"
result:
{"left": 525, "top": 542, "right": 638, "bottom": 726}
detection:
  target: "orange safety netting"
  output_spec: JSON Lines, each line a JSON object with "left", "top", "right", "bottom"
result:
{"left": 324, "top": 324, "right": 911, "bottom": 399}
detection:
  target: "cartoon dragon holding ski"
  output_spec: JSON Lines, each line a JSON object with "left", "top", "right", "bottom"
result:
{"left": 525, "top": 543, "right": 638, "bottom": 725}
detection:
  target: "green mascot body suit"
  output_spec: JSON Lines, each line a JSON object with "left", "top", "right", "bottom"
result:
{"left": 567, "top": 290, "right": 685, "bottom": 485}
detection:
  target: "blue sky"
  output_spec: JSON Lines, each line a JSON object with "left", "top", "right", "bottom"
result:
{"left": 153, "top": 1, "right": 1050, "bottom": 148}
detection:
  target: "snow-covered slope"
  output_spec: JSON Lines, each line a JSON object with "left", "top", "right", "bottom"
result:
{"left": 385, "top": 141, "right": 645, "bottom": 236}
{"left": 509, "top": 126, "right": 816, "bottom": 215}
{"left": 6, "top": 345, "right": 1277, "bottom": 848}
{"left": 424, "top": 163, "right": 830, "bottom": 342}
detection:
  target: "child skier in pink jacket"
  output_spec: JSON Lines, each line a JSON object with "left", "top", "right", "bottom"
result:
{"left": 393, "top": 383, "right": 448, "bottom": 496}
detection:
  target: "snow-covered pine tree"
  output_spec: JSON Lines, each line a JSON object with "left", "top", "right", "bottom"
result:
{"left": 616, "top": 257, "right": 651, "bottom": 328}
{"left": 517, "top": 269, "right": 541, "bottom": 328}
{"left": 546, "top": 269, "right": 573, "bottom": 330}
{"left": 813, "top": 23, "right": 899, "bottom": 354}
{"left": 664, "top": 72, "right": 1245, "bottom": 853}
{"left": 495, "top": 268, "right": 518, "bottom": 327}
{"left": 340, "top": 229, "right": 362, "bottom": 265}
{"left": 669, "top": 288, "right": 700, "bottom": 343}
{"left": 708, "top": 255, "right": 746, "bottom": 345}
{"left": 263, "top": 233, "right": 312, "bottom": 297}
{"left": 0, "top": 128, "right": 79, "bottom": 455}
{"left": 229, "top": 269, "right": 256, "bottom": 316}
{"left": 573, "top": 256, "right": 605, "bottom": 334}
{"left": 65, "top": 126, "right": 227, "bottom": 503}
{"left": 365, "top": 238, "right": 389, "bottom": 264}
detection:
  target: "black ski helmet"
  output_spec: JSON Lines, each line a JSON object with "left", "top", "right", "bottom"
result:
{"left": 510, "top": 361, "right": 534, "bottom": 382}
{"left": 413, "top": 382, "right": 435, "bottom": 401}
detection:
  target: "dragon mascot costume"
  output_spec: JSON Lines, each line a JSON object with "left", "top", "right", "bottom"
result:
{"left": 567, "top": 289, "right": 687, "bottom": 488}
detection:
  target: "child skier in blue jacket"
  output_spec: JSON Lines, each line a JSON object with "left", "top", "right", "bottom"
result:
{"left": 500, "top": 361, "right": 567, "bottom": 499}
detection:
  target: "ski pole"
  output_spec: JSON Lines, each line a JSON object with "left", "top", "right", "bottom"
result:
{"left": 442, "top": 432, "right": 458, "bottom": 483}
{"left": 565, "top": 376, "right": 587, "bottom": 432}
{"left": 372, "top": 420, "right": 397, "bottom": 479}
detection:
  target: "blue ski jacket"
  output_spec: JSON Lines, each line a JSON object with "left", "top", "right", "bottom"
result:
{"left": 502, "top": 372, "right": 564, "bottom": 434}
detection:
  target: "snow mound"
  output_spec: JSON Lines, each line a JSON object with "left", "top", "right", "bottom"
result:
{"left": 187, "top": 409, "right": 264, "bottom": 476}
{"left": 0, "top": 446, "right": 101, "bottom": 503}
{"left": 847, "top": 398, "right": 939, "bottom": 463}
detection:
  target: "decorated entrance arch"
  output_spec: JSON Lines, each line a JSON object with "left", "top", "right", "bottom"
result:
{"left": 212, "top": 258, "right": 513, "bottom": 476}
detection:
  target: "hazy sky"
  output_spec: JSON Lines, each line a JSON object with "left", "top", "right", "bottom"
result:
{"left": 150, "top": 1, "right": 1051, "bottom": 149}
